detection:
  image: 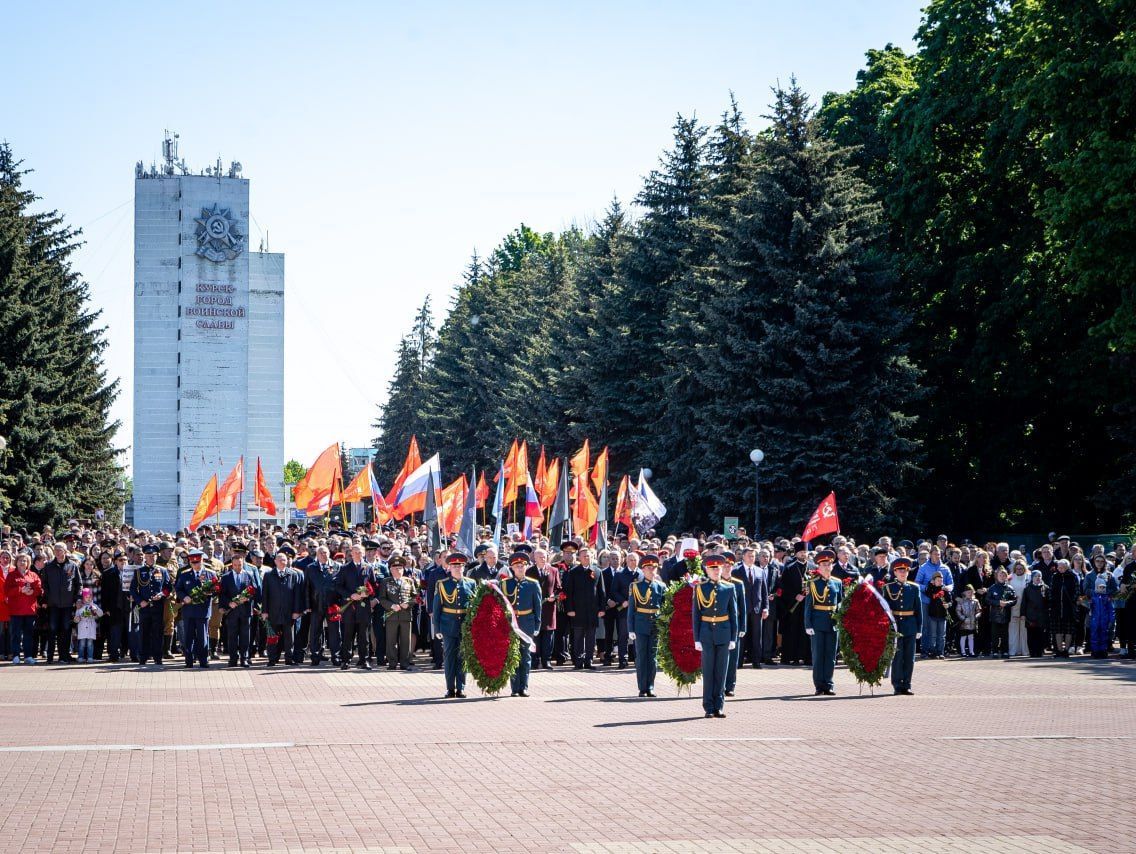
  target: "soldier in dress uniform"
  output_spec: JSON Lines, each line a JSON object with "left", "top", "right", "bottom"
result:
{"left": 804, "top": 548, "right": 843, "bottom": 695}
{"left": 627, "top": 552, "right": 666, "bottom": 697}
{"left": 720, "top": 550, "right": 747, "bottom": 697}
{"left": 130, "top": 544, "right": 170, "bottom": 666}
{"left": 884, "top": 556, "right": 923, "bottom": 695}
{"left": 432, "top": 551, "right": 477, "bottom": 698}
{"left": 693, "top": 553, "right": 738, "bottom": 718}
{"left": 174, "top": 549, "right": 217, "bottom": 668}
{"left": 502, "top": 552, "right": 542, "bottom": 697}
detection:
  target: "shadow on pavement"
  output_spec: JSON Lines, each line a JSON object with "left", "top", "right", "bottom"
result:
{"left": 594, "top": 716, "right": 706, "bottom": 727}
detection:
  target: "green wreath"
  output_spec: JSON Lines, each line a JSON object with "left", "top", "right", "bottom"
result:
{"left": 834, "top": 581, "right": 898, "bottom": 687}
{"left": 460, "top": 583, "right": 520, "bottom": 695}
{"left": 656, "top": 574, "right": 704, "bottom": 689}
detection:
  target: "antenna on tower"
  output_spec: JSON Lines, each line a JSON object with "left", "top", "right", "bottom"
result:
{"left": 162, "top": 130, "right": 179, "bottom": 175}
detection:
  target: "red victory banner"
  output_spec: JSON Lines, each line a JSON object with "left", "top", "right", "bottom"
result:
{"left": 800, "top": 492, "right": 839, "bottom": 543}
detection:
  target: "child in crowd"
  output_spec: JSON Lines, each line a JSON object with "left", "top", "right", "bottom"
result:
{"left": 73, "top": 588, "right": 103, "bottom": 663}
{"left": 954, "top": 584, "right": 980, "bottom": 657}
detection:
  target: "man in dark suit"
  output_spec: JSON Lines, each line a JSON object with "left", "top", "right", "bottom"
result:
{"left": 261, "top": 546, "right": 306, "bottom": 666}
{"left": 220, "top": 549, "right": 257, "bottom": 668}
{"left": 562, "top": 546, "right": 606, "bottom": 669}
{"left": 601, "top": 551, "right": 635, "bottom": 667}
{"left": 335, "top": 548, "right": 375, "bottom": 670}
{"left": 304, "top": 545, "right": 339, "bottom": 666}
{"left": 733, "top": 546, "right": 769, "bottom": 668}
{"left": 174, "top": 549, "right": 218, "bottom": 668}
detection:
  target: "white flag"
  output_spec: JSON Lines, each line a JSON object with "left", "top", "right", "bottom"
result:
{"left": 631, "top": 469, "right": 667, "bottom": 531}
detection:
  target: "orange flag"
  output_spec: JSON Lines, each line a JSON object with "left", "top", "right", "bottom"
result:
{"left": 189, "top": 475, "right": 219, "bottom": 532}
{"left": 475, "top": 471, "right": 490, "bottom": 509}
{"left": 570, "top": 439, "right": 591, "bottom": 478}
{"left": 534, "top": 445, "right": 547, "bottom": 496}
{"left": 539, "top": 457, "right": 560, "bottom": 510}
{"left": 254, "top": 457, "right": 277, "bottom": 516}
{"left": 341, "top": 463, "right": 372, "bottom": 503}
{"left": 440, "top": 474, "right": 468, "bottom": 536}
{"left": 217, "top": 457, "right": 244, "bottom": 512}
{"left": 388, "top": 436, "right": 422, "bottom": 502}
{"left": 613, "top": 474, "right": 636, "bottom": 538}
{"left": 496, "top": 439, "right": 519, "bottom": 483}
{"left": 590, "top": 446, "right": 609, "bottom": 495}
{"left": 293, "top": 443, "right": 341, "bottom": 514}
{"left": 506, "top": 441, "right": 528, "bottom": 504}
{"left": 572, "top": 476, "right": 599, "bottom": 533}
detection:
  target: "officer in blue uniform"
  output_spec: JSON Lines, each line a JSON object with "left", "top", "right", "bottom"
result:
{"left": 804, "top": 548, "right": 843, "bottom": 695}
{"left": 627, "top": 552, "right": 667, "bottom": 697}
{"left": 174, "top": 549, "right": 218, "bottom": 668}
{"left": 692, "top": 553, "right": 738, "bottom": 718}
{"left": 432, "top": 551, "right": 477, "bottom": 698}
{"left": 884, "top": 556, "right": 923, "bottom": 695}
{"left": 130, "top": 544, "right": 170, "bottom": 666}
{"left": 501, "top": 552, "right": 542, "bottom": 697}
{"left": 720, "top": 550, "right": 747, "bottom": 697}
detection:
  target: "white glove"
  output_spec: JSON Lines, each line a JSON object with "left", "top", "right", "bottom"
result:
{"left": 434, "top": 633, "right": 443, "bottom": 640}
{"left": 916, "top": 632, "right": 922, "bottom": 639}
{"left": 728, "top": 641, "right": 736, "bottom": 650}
{"left": 694, "top": 642, "right": 702, "bottom": 651}
{"left": 805, "top": 628, "right": 815, "bottom": 636}
{"left": 628, "top": 632, "right": 636, "bottom": 641}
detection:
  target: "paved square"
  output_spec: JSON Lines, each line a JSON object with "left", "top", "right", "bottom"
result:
{"left": 0, "top": 655, "right": 1132, "bottom": 852}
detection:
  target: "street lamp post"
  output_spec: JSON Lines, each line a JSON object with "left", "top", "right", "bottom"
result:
{"left": 749, "top": 449, "right": 764, "bottom": 539}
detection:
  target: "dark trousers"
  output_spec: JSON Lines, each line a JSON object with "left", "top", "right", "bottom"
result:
{"left": 891, "top": 634, "right": 916, "bottom": 691}
{"left": 10, "top": 615, "right": 36, "bottom": 658}
{"left": 183, "top": 616, "right": 209, "bottom": 665}
{"left": 1026, "top": 624, "right": 1047, "bottom": 657}
{"left": 510, "top": 644, "right": 532, "bottom": 694}
{"left": 742, "top": 614, "right": 764, "bottom": 665}
{"left": 47, "top": 605, "right": 74, "bottom": 662}
{"left": 385, "top": 616, "right": 412, "bottom": 668}
{"left": 780, "top": 608, "right": 810, "bottom": 664}
{"left": 371, "top": 608, "right": 387, "bottom": 664}
{"left": 633, "top": 631, "right": 658, "bottom": 693}
{"left": 992, "top": 622, "right": 1010, "bottom": 656}
{"left": 701, "top": 641, "right": 729, "bottom": 713}
{"left": 725, "top": 632, "right": 742, "bottom": 692}
{"left": 761, "top": 610, "right": 777, "bottom": 662}
{"left": 104, "top": 617, "right": 125, "bottom": 661}
{"left": 225, "top": 612, "right": 251, "bottom": 663}
{"left": 341, "top": 606, "right": 370, "bottom": 664}
{"left": 293, "top": 611, "right": 310, "bottom": 663}
{"left": 442, "top": 632, "right": 465, "bottom": 692}
{"left": 537, "top": 628, "right": 555, "bottom": 667}
{"left": 267, "top": 620, "right": 295, "bottom": 664}
{"left": 810, "top": 630, "right": 837, "bottom": 691}
{"left": 554, "top": 617, "right": 571, "bottom": 663}
{"left": 138, "top": 609, "right": 164, "bottom": 664}
{"left": 602, "top": 610, "right": 629, "bottom": 663}
{"left": 571, "top": 625, "right": 596, "bottom": 667}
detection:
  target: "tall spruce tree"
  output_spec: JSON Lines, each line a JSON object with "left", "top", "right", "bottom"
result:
{"left": 698, "top": 81, "right": 919, "bottom": 536}
{"left": 0, "top": 144, "right": 121, "bottom": 528}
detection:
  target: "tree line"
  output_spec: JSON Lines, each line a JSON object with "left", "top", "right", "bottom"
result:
{"left": 375, "top": 0, "right": 1135, "bottom": 538}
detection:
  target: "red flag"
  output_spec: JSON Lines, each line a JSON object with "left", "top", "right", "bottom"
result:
{"left": 570, "top": 440, "right": 591, "bottom": 478}
{"left": 188, "top": 475, "right": 219, "bottom": 532}
{"left": 539, "top": 458, "right": 560, "bottom": 510}
{"left": 440, "top": 474, "right": 468, "bottom": 536}
{"left": 572, "top": 476, "right": 599, "bottom": 533}
{"left": 217, "top": 457, "right": 244, "bottom": 512}
{"left": 254, "top": 457, "right": 277, "bottom": 516}
{"left": 613, "top": 474, "right": 635, "bottom": 533}
{"left": 506, "top": 441, "right": 528, "bottom": 504}
{"left": 590, "top": 446, "right": 609, "bottom": 495}
{"left": 534, "top": 446, "right": 547, "bottom": 496}
{"left": 496, "top": 439, "right": 519, "bottom": 484}
{"left": 293, "top": 444, "right": 342, "bottom": 515}
{"left": 388, "top": 436, "right": 422, "bottom": 503}
{"left": 341, "top": 463, "right": 373, "bottom": 503}
{"left": 475, "top": 471, "right": 490, "bottom": 509}
{"left": 800, "top": 492, "right": 840, "bottom": 543}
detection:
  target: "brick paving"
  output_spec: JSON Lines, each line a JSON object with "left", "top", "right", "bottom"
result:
{"left": 0, "top": 654, "right": 1132, "bottom": 852}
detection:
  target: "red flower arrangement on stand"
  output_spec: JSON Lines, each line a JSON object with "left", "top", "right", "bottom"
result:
{"left": 834, "top": 580, "right": 897, "bottom": 690}
{"left": 460, "top": 584, "right": 520, "bottom": 695}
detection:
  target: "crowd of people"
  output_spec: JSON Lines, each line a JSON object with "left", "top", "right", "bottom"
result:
{"left": 0, "top": 521, "right": 1132, "bottom": 701}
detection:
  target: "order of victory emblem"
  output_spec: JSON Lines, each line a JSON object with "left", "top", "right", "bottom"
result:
{"left": 194, "top": 204, "right": 245, "bottom": 262}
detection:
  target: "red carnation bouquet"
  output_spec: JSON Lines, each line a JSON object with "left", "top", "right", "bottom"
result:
{"left": 228, "top": 584, "right": 257, "bottom": 609}
{"left": 259, "top": 613, "right": 279, "bottom": 645}
{"left": 835, "top": 580, "right": 897, "bottom": 688}
{"left": 188, "top": 577, "right": 221, "bottom": 605}
{"left": 326, "top": 603, "right": 342, "bottom": 623}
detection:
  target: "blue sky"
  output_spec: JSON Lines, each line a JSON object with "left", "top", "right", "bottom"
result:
{"left": 3, "top": 1, "right": 923, "bottom": 473}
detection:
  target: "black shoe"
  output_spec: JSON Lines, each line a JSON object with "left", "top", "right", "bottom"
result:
{"left": 266, "top": 661, "right": 276, "bottom": 667}
{"left": 753, "top": 663, "right": 763, "bottom": 669}
{"left": 902, "top": 689, "right": 914, "bottom": 695}
{"left": 646, "top": 690, "right": 656, "bottom": 698}
{"left": 705, "top": 713, "right": 713, "bottom": 718}
{"left": 824, "top": 689, "right": 835, "bottom": 696}
{"left": 309, "top": 659, "right": 320, "bottom": 667}
{"left": 340, "top": 663, "right": 350, "bottom": 671}
{"left": 184, "top": 662, "right": 194, "bottom": 668}
{"left": 518, "top": 690, "right": 529, "bottom": 697}
{"left": 584, "top": 663, "right": 595, "bottom": 670}
{"left": 227, "top": 661, "right": 239, "bottom": 668}
{"left": 445, "top": 691, "right": 456, "bottom": 698}
{"left": 638, "top": 691, "right": 646, "bottom": 697}
{"left": 388, "top": 665, "right": 398, "bottom": 671}
{"left": 573, "top": 664, "right": 583, "bottom": 670}
{"left": 200, "top": 663, "right": 209, "bottom": 669}
{"left": 241, "top": 661, "right": 250, "bottom": 669}
{"left": 455, "top": 691, "right": 466, "bottom": 698}
{"left": 713, "top": 711, "right": 727, "bottom": 718}
{"left": 618, "top": 660, "right": 628, "bottom": 669}
{"left": 358, "top": 662, "right": 372, "bottom": 671}
{"left": 815, "top": 689, "right": 824, "bottom": 695}
{"left": 725, "top": 690, "right": 735, "bottom": 697}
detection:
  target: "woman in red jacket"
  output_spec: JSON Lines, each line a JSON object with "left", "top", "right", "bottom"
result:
{"left": 5, "top": 553, "right": 43, "bottom": 664}
{"left": 0, "top": 548, "right": 11, "bottom": 660}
